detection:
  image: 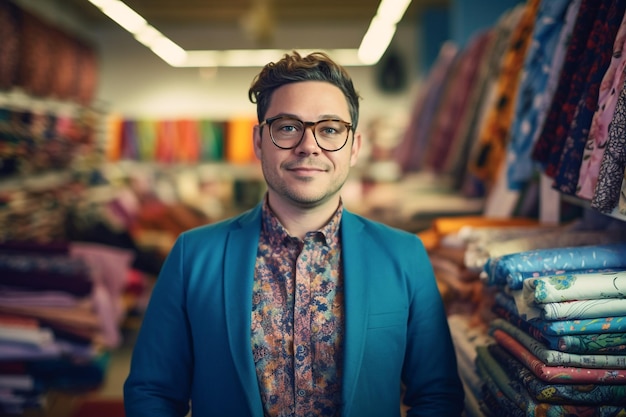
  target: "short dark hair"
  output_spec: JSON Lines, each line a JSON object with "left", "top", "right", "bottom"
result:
{"left": 248, "top": 50, "right": 361, "bottom": 130}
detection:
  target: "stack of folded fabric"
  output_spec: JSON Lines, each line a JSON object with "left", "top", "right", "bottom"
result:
{"left": 478, "top": 242, "right": 626, "bottom": 416}
{"left": 0, "top": 241, "right": 135, "bottom": 415}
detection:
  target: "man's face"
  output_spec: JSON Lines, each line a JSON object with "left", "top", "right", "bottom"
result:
{"left": 253, "top": 81, "right": 361, "bottom": 211}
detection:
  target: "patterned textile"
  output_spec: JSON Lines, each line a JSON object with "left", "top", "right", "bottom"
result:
{"left": 533, "top": 315, "right": 626, "bottom": 337}
{"left": 513, "top": 267, "right": 622, "bottom": 283}
{"left": 493, "top": 292, "right": 626, "bottom": 336}
{"left": 480, "top": 383, "right": 524, "bottom": 417}
{"left": 469, "top": 0, "right": 541, "bottom": 186}
{"left": 252, "top": 200, "right": 344, "bottom": 417}
{"left": 483, "top": 242, "right": 626, "bottom": 289}
{"left": 552, "top": 0, "right": 626, "bottom": 195}
{"left": 488, "top": 343, "right": 626, "bottom": 406}
{"left": 490, "top": 318, "right": 626, "bottom": 369}
{"left": 531, "top": 0, "right": 602, "bottom": 170}
{"left": 577, "top": 9, "right": 626, "bottom": 200}
{"left": 475, "top": 347, "right": 526, "bottom": 411}
{"left": 492, "top": 328, "right": 626, "bottom": 384}
{"left": 534, "top": 298, "right": 626, "bottom": 321}
{"left": 477, "top": 345, "right": 626, "bottom": 416}
{"left": 462, "top": 5, "right": 525, "bottom": 194}
{"left": 494, "top": 302, "right": 626, "bottom": 354}
{"left": 522, "top": 270, "right": 626, "bottom": 304}
{"left": 591, "top": 76, "right": 626, "bottom": 213}
{"left": 506, "top": 0, "right": 581, "bottom": 190}
{"left": 476, "top": 361, "right": 525, "bottom": 417}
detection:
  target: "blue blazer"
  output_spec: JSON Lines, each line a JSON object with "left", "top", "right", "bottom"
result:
{"left": 124, "top": 204, "right": 464, "bottom": 417}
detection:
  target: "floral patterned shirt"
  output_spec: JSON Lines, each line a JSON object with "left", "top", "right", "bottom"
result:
{"left": 251, "top": 198, "right": 344, "bottom": 417}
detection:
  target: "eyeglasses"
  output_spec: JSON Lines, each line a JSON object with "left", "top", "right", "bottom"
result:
{"left": 259, "top": 115, "right": 353, "bottom": 152}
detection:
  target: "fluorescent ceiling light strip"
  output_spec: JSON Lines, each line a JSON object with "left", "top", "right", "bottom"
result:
{"left": 88, "top": 0, "right": 146, "bottom": 34}
{"left": 358, "top": 17, "right": 396, "bottom": 65}
{"left": 87, "top": 0, "right": 410, "bottom": 67}
{"left": 357, "top": 0, "right": 412, "bottom": 65}
{"left": 376, "top": 0, "right": 412, "bottom": 24}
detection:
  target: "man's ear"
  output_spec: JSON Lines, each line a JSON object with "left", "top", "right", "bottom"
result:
{"left": 350, "top": 131, "right": 362, "bottom": 167}
{"left": 253, "top": 124, "right": 263, "bottom": 159}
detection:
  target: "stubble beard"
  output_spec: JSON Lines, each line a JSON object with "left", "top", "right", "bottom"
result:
{"left": 262, "top": 160, "right": 347, "bottom": 209}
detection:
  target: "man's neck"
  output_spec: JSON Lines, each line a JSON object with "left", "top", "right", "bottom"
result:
{"left": 266, "top": 194, "right": 340, "bottom": 239}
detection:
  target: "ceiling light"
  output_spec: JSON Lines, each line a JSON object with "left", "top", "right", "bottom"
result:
{"left": 358, "top": 0, "right": 412, "bottom": 65}
{"left": 87, "top": 0, "right": 411, "bottom": 67}
{"left": 87, "top": 0, "right": 146, "bottom": 34}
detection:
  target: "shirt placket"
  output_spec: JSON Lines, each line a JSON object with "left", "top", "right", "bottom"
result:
{"left": 293, "top": 238, "right": 314, "bottom": 415}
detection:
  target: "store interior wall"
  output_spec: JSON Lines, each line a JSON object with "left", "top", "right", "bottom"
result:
{"left": 91, "top": 23, "right": 422, "bottom": 124}
{"left": 13, "top": 0, "right": 424, "bottom": 129}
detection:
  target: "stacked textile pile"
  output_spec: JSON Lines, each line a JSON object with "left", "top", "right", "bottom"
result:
{"left": 419, "top": 215, "right": 547, "bottom": 415}
{"left": 420, "top": 214, "right": 626, "bottom": 416}
{"left": 478, "top": 242, "right": 626, "bottom": 416}
{"left": 0, "top": 241, "right": 137, "bottom": 415}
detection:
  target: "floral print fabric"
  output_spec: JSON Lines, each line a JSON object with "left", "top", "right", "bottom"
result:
{"left": 522, "top": 270, "right": 626, "bottom": 304}
{"left": 251, "top": 200, "right": 344, "bottom": 417}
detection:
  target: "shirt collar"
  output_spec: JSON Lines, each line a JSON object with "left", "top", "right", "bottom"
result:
{"left": 261, "top": 194, "right": 343, "bottom": 246}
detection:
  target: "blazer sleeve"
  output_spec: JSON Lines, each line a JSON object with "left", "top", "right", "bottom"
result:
{"left": 401, "top": 235, "right": 465, "bottom": 417}
{"left": 124, "top": 235, "right": 193, "bottom": 417}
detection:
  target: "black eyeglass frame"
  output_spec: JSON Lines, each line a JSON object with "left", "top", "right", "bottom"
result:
{"left": 259, "top": 115, "right": 353, "bottom": 152}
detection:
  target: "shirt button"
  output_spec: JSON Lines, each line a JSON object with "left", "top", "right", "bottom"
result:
{"left": 297, "top": 389, "right": 306, "bottom": 397}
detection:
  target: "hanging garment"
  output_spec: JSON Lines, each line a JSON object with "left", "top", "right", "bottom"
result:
{"left": 592, "top": 77, "right": 626, "bottom": 213}
{"left": 577, "top": 11, "right": 626, "bottom": 200}
{"left": 506, "top": 0, "right": 582, "bottom": 190}
{"left": 552, "top": 0, "right": 626, "bottom": 195}
{"left": 531, "top": 0, "right": 602, "bottom": 170}
{"left": 469, "top": 0, "right": 541, "bottom": 187}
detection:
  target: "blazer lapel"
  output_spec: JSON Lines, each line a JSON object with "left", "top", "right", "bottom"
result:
{"left": 340, "top": 211, "right": 369, "bottom": 417}
{"left": 224, "top": 206, "right": 264, "bottom": 417}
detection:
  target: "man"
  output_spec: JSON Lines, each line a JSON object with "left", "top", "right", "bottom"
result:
{"left": 124, "top": 50, "right": 464, "bottom": 417}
